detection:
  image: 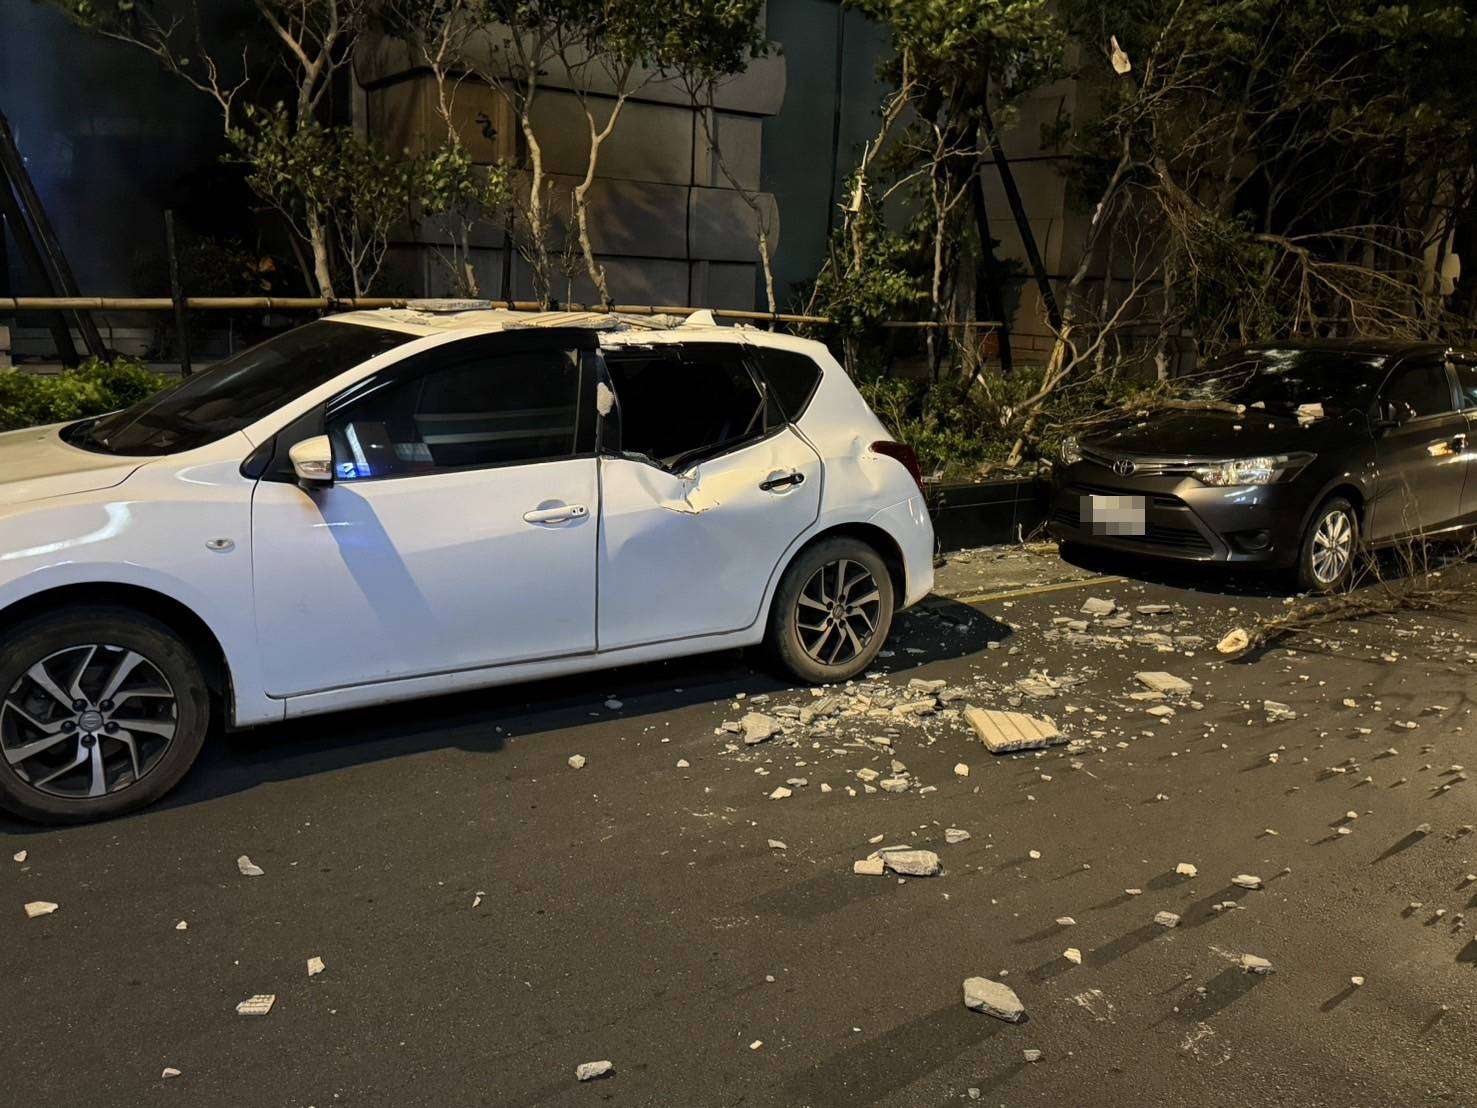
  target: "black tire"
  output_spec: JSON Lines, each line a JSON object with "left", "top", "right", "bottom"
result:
{"left": 0, "top": 606, "right": 210, "bottom": 824}
{"left": 767, "top": 537, "right": 895, "bottom": 683}
{"left": 1295, "top": 496, "right": 1359, "bottom": 594}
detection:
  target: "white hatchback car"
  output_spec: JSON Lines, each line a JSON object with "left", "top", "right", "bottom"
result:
{"left": 0, "top": 308, "right": 933, "bottom": 822}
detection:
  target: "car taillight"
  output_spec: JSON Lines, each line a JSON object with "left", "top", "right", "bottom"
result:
{"left": 871, "top": 440, "right": 925, "bottom": 495}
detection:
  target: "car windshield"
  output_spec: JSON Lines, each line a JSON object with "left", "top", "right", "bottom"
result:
{"left": 63, "top": 320, "right": 413, "bottom": 456}
{"left": 1181, "top": 348, "right": 1387, "bottom": 411}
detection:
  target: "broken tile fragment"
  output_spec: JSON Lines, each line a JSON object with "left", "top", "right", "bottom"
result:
{"left": 880, "top": 848, "right": 941, "bottom": 877}
{"left": 963, "top": 977, "right": 1026, "bottom": 1021}
{"left": 236, "top": 994, "right": 276, "bottom": 1017}
{"left": 23, "top": 901, "right": 57, "bottom": 919}
{"left": 236, "top": 855, "right": 264, "bottom": 877}
{"left": 576, "top": 1060, "right": 614, "bottom": 1082}
{"left": 965, "top": 706, "right": 1062, "bottom": 753}
{"left": 742, "top": 713, "right": 780, "bottom": 745}
{"left": 1135, "top": 672, "right": 1193, "bottom": 697}
{"left": 1239, "top": 954, "right": 1274, "bottom": 975}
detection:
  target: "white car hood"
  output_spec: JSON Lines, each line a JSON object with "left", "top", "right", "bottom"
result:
{"left": 0, "top": 423, "right": 145, "bottom": 507}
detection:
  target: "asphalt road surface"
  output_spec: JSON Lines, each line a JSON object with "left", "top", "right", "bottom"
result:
{"left": 5, "top": 549, "right": 1477, "bottom": 1107}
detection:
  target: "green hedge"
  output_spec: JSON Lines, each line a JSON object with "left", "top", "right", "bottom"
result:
{"left": 0, "top": 358, "right": 172, "bottom": 433}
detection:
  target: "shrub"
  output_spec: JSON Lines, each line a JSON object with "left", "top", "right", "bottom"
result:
{"left": 0, "top": 357, "right": 171, "bottom": 433}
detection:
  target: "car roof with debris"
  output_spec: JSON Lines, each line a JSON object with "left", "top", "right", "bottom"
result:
{"left": 325, "top": 302, "right": 735, "bottom": 340}
{"left": 1231, "top": 338, "right": 1467, "bottom": 360}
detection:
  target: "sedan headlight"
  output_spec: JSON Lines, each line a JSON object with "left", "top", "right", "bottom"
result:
{"left": 1059, "top": 435, "right": 1083, "bottom": 466}
{"left": 1192, "top": 453, "right": 1313, "bottom": 486}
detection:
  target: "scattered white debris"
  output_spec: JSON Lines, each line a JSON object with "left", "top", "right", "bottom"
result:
{"left": 12, "top": 850, "right": 26, "bottom": 864}
{"left": 1351, "top": 975, "right": 1365, "bottom": 987}
{"left": 1055, "top": 916, "right": 1077, "bottom": 926}
{"left": 1154, "top": 911, "right": 1181, "bottom": 928}
{"left": 1175, "top": 862, "right": 1198, "bottom": 878}
{"left": 749, "top": 1040, "right": 763, "bottom": 1051}
{"left": 236, "top": 855, "right": 264, "bottom": 877}
{"left": 853, "top": 857, "right": 886, "bottom": 876}
{"left": 965, "top": 706, "right": 1063, "bottom": 753}
{"left": 604, "top": 698, "right": 623, "bottom": 710}
{"left": 963, "top": 977, "right": 1026, "bottom": 1021}
{"left": 23, "top": 901, "right": 57, "bottom": 919}
{"left": 1023, "top": 1048, "right": 1044, "bottom": 1063}
{"left": 954, "top": 763, "right": 971, "bottom": 778}
{"left": 175, "top": 920, "right": 188, "bottom": 931}
{"left": 945, "top": 828, "right": 972, "bottom": 845}
{"left": 161, "top": 1067, "right": 181, "bottom": 1080}
{"left": 1264, "top": 700, "right": 1297, "bottom": 722}
{"left": 676, "top": 759, "right": 690, "bottom": 768}
{"left": 236, "top": 994, "right": 276, "bottom": 1016}
{"left": 767, "top": 839, "right": 787, "bottom": 851}
{"left": 307, "top": 956, "right": 325, "bottom": 977}
{"left": 567, "top": 754, "right": 586, "bottom": 770}
{"left": 1295, "top": 402, "right": 1324, "bottom": 425}
{"left": 1239, "top": 954, "right": 1274, "bottom": 975}
{"left": 1217, "top": 628, "right": 1250, "bottom": 654}
{"left": 1232, "top": 874, "right": 1263, "bottom": 890}
{"left": 768, "top": 786, "right": 792, "bottom": 800}
{"left": 576, "top": 1060, "right": 614, "bottom": 1081}
{"left": 1080, "top": 597, "right": 1117, "bottom": 616}
{"left": 1064, "top": 948, "right": 1082, "bottom": 965}
{"left": 880, "top": 848, "right": 941, "bottom": 877}
{"left": 1136, "top": 671, "right": 1193, "bottom": 696}
{"left": 742, "top": 713, "right": 780, "bottom": 745}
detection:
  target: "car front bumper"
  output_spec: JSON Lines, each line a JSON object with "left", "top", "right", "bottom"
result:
{"left": 1046, "top": 463, "right": 1314, "bottom": 568}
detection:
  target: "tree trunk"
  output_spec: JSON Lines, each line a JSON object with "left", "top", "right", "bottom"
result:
{"left": 306, "top": 209, "right": 335, "bottom": 299}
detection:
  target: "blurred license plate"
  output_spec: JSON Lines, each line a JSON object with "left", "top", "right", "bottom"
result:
{"left": 1080, "top": 494, "right": 1146, "bottom": 536}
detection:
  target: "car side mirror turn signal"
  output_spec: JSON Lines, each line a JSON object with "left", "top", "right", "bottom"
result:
{"left": 289, "top": 435, "right": 334, "bottom": 490}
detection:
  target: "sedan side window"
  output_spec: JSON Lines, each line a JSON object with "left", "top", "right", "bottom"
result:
{"left": 327, "top": 347, "right": 582, "bottom": 480}
{"left": 1381, "top": 360, "right": 1455, "bottom": 421}
{"left": 604, "top": 345, "right": 767, "bottom": 471}
{"left": 1452, "top": 358, "right": 1477, "bottom": 411}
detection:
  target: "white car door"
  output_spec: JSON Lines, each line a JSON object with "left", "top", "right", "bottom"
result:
{"left": 251, "top": 332, "right": 600, "bottom": 698}
{"left": 596, "top": 342, "right": 822, "bottom": 650}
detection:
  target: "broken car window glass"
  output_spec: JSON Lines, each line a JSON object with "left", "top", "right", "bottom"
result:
{"left": 327, "top": 347, "right": 581, "bottom": 479}
{"left": 604, "top": 346, "right": 766, "bottom": 471}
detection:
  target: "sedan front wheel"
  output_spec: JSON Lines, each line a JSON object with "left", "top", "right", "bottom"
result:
{"left": 1296, "top": 496, "right": 1359, "bottom": 594}
{"left": 0, "top": 606, "right": 210, "bottom": 824}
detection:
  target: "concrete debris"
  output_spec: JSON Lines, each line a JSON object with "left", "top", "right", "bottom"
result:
{"left": 1175, "top": 863, "right": 1198, "bottom": 878}
{"left": 1056, "top": 916, "right": 1077, "bottom": 926}
{"left": 1080, "top": 597, "right": 1117, "bottom": 616}
{"left": 1023, "top": 1048, "right": 1043, "bottom": 1063}
{"left": 768, "top": 786, "right": 792, "bottom": 800}
{"left": 880, "top": 848, "right": 942, "bottom": 877}
{"left": 1217, "top": 628, "right": 1250, "bottom": 655}
{"left": 962, "top": 977, "right": 1026, "bottom": 1021}
{"left": 307, "top": 956, "right": 325, "bottom": 977}
{"left": 1063, "top": 948, "right": 1082, "bottom": 965}
{"left": 879, "top": 777, "right": 910, "bottom": 793}
{"left": 1154, "top": 911, "right": 1181, "bottom": 928}
{"left": 1239, "top": 954, "right": 1274, "bottom": 975}
{"left": 176, "top": 920, "right": 188, "bottom": 930}
{"left": 742, "top": 712, "right": 780, "bottom": 745}
{"left": 853, "top": 857, "right": 886, "bottom": 876}
{"left": 236, "top": 994, "right": 276, "bottom": 1016}
{"left": 1351, "top": 975, "right": 1365, "bottom": 987}
{"left": 945, "top": 828, "right": 972, "bottom": 845}
{"left": 966, "top": 706, "right": 1063, "bottom": 753}
{"left": 767, "top": 839, "right": 787, "bottom": 851}
{"left": 1232, "top": 874, "right": 1263, "bottom": 890}
{"left": 1136, "top": 672, "right": 1194, "bottom": 697}
{"left": 567, "top": 754, "right": 586, "bottom": 770}
{"left": 23, "top": 901, "right": 58, "bottom": 919}
{"left": 1264, "top": 701, "right": 1298, "bottom": 722}
{"left": 161, "top": 1067, "right": 181, "bottom": 1079}
{"left": 236, "top": 855, "right": 264, "bottom": 878}
{"left": 604, "top": 699, "right": 623, "bottom": 710}
{"left": 576, "top": 1060, "right": 615, "bottom": 1082}
{"left": 12, "top": 850, "right": 26, "bottom": 864}
{"left": 676, "top": 759, "right": 690, "bottom": 768}
{"left": 954, "top": 763, "right": 971, "bottom": 777}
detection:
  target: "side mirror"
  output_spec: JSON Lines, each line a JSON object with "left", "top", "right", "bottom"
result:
{"left": 1372, "top": 400, "right": 1402, "bottom": 433}
{"left": 288, "top": 435, "right": 334, "bottom": 490}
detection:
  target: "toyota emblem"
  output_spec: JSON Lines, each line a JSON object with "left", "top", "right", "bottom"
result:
{"left": 1112, "top": 459, "right": 1136, "bottom": 477}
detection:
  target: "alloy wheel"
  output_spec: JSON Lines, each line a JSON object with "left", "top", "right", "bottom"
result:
{"left": 0, "top": 644, "right": 178, "bottom": 800}
{"left": 1311, "top": 509, "right": 1354, "bottom": 585}
{"left": 795, "top": 558, "right": 883, "bottom": 666}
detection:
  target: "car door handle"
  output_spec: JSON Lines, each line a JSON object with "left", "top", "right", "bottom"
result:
{"left": 760, "top": 471, "right": 805, "bottom": 492}
{"left": 523, "top": 504, "right": 588, "bottom": 524}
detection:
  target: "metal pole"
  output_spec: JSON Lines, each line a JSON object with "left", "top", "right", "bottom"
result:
{"left": 164, "top": 211, "right": 191, "bottom": 376}
{"left": 980, "top": 107, "right": 1063, "bottom": 332}
{"left": 0, "top": 169, "right": 78, "bottom": 363}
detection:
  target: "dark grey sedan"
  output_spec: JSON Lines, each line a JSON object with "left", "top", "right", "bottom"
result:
{"left": 1047, "top": 340, "right": 1477, "bottom": 591}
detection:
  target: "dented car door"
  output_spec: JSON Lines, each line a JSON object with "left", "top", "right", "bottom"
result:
{"left": 596, "top": 342, "right": 823, "bottom": 651}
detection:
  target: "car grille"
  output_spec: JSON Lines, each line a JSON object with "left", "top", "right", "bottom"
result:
{"left": 1051, "top": 489, "right": 1215, "bottom": 556}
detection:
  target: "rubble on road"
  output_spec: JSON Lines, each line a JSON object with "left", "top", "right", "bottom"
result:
{"left": 878, "top": 848, "right": 942, "bottom": 877}
{"left": 236, "top": 855, "right": 264, "bottom": 877}
{"left": 1217, "top": 628, "right": 1250, "bottom": 654}
{"left": 307, "top": 956, "right": 325, "bottom": 977}
{"left": 742, "top": 713, "right": 780, "bottom": 745}
{"left": 853, "top": 857, "right": 886, "bottom": 876}
{"left": 966, "top": 707, "right": 1063, "bottom": 753}
{"left": 1240, "top": 954, "right": 1274, "bottom": 975}
{"left": 1136, "top": 671, "right": 1194, "bottom": 697}
{"left": 567, "top": 754, "right": 586, "bottom": 770}
{"left": 235, "top": 994, "right": 276, "bottom": 1016}
{"left": 576, "top": 1060, "right": 614, "bottom": 1081}
{"left": 23, "top": 901, "right": 57, "bottom": 919}
{"left": 963, "top": 977, "right": 1026, "bottom": 1021}
{"left": 1232, "top": 874, "right": 1263, "bottom": 890}
{"left": 1154, "top": 911, "right": 1181, "bottom": 928}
